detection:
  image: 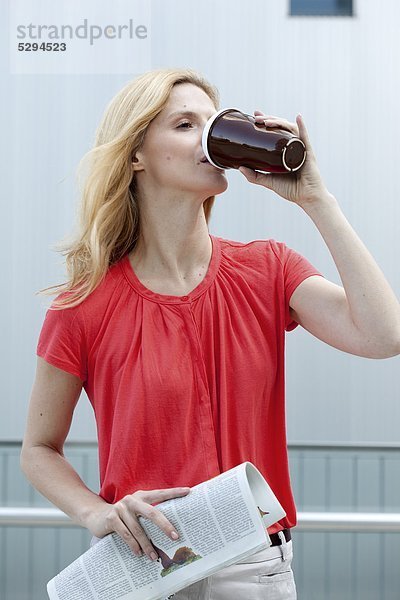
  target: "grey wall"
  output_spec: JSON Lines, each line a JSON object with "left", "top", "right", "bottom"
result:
{"left": 1, "top": 0, "right": 399, "bottom": 443}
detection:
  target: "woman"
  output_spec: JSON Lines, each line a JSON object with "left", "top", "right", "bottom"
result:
{"left": 21, "top": 68, "right": 400, "bottom": 600}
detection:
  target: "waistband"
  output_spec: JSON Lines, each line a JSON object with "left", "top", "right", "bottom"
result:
{"left": 269, "top": 528, "right": 291, "bottom": 547}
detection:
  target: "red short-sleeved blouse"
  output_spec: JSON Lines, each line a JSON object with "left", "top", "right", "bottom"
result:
{"left": 37, "top": 235, "right": 322, "bottom": 533}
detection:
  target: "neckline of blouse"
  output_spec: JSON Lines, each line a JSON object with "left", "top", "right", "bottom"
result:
{"left": 120, "top": 234, "right": 221, "bottom": 304}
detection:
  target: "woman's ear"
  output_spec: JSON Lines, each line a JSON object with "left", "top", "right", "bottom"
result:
{"left": 132, "top": 151, "right": 145, "bottom": 172}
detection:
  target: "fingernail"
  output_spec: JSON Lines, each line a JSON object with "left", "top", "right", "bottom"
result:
{"left": 171, "top": 531, "right": 179, "bottom": 540}
{"left": 150, "top": 551, "right": 158, "bottom": 561}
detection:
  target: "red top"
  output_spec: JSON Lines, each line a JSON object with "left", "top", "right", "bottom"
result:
{"left": 37, "top": 235, "right": 322, "bottom": 533}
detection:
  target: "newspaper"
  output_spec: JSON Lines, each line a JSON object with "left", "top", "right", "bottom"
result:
{"left": 47, "top": 462, "right": 286, "bottom": 600}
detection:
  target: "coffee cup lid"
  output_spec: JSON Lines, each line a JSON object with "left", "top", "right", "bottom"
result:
{"left": 202, "top": 108, "right": 241, "bottom": 169}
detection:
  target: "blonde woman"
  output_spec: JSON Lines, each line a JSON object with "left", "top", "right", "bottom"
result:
{"left": 21, "top": 68, "right": 400, "bottom": 600}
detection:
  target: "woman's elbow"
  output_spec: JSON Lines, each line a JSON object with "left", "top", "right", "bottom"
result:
{"left": 20, "top": 441, "right": 60, "bottom": 481}
{"left": 20, "top": 442, "right": 38, "bottom": 478}
{"left": 367, "top": 334, "right": 400, "bottom": 359}
{"left": 385, "top": 337, "right": 400, "bottom": 358}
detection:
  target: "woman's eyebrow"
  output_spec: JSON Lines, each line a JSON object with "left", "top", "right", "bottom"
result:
{"left": 167, "top": 110, "right": 213, "bottom": 121}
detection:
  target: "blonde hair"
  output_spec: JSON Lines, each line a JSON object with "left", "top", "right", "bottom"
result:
{"left": 41, "top": 68, "right": 220, "bottom": 309}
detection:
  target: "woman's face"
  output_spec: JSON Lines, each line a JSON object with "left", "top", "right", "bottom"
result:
{"left": 133, "top": 82, "right": 228, "bottom": 199}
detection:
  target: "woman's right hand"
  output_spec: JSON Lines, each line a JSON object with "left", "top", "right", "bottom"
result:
{"left": 86, "top": 487, "right": 191, "bottom": 561}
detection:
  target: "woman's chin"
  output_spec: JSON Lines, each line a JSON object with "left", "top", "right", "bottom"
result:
{"left": 207, "top": 175, "right": 228, "bottom": 196}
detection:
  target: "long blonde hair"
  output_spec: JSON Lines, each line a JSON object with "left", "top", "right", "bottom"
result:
{"left": 41, "top": 68, "right": 220, "bottom": 309}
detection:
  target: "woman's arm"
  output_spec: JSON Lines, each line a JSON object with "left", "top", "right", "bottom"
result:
{"left": 21, "top": 357, "right": 190, "bottom": 560}
{"left": 289, "top": 194, "right": 400, "bottom": 358}
{"left": 239, "top": 112, "right": 400, "bottom": 358}
{"left": 21, "top": 357, "right": 97, "bottom": 520}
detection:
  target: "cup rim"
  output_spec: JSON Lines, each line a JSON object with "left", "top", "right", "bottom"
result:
{"left": 201, "top": 107, "right": 241, "bottom": 169}
{"left": 282, "top": 138, "right": 307, "bottom": 171}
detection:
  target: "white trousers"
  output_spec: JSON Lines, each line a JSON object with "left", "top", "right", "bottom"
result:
{"left": 168, "top": 538, "right": 296, "bottom": 600}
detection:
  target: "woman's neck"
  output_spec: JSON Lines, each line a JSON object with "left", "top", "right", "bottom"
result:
{"left": 129, "top": 207, "right": 212, "bottom": 284}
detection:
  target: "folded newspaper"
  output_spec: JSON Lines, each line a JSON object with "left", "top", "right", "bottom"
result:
{"left": 47, "top": 462, "right": 286, "bottom": 600}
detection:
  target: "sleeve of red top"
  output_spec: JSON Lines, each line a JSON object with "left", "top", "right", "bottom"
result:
{"left": 269, "top": 240, "right": 324, "bottom": 332}
{"left": 36, "top": 300, "right": 87, "bottom": 382}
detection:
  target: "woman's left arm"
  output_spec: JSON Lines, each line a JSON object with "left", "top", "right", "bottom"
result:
{"left": 239, "top": 112, "right": 400, "bottom": 359}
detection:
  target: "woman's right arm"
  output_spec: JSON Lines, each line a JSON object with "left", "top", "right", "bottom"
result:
{"left": 20, "top": 357, "right": 190, "bottom": 561}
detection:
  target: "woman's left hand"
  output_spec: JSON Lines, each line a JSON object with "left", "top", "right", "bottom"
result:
{"left": 239, "top": 111, "right": 331, "bottom": 208}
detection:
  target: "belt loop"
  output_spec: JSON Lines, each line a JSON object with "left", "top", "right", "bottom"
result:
{"left": 278, "top": 530, "right": 288, "bottom": 562}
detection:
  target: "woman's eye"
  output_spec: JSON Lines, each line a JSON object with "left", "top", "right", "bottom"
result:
{"left": 177, "top": 121, "right": 193, "bottom": 129}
